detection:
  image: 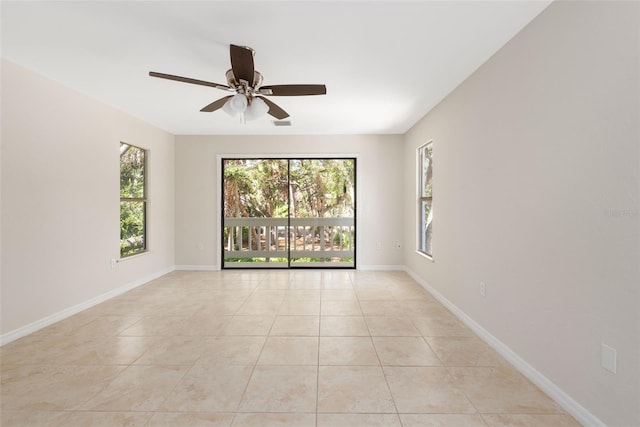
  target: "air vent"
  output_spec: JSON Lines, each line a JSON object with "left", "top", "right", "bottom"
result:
{"left": 272, "top": 120, "right": 292, "bottom": 127}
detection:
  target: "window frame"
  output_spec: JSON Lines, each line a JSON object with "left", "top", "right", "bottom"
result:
{"left": 120, "top": 142, "right": 148, "bottom": 258}
{"left": 417, "top": 141, "right": 433, "bottom": 259}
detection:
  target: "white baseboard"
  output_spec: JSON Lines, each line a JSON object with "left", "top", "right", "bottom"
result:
{"left": 174, "top": 264, "right": 220, "bottom": 271}
{"left": 404, "top": 268, "right": 605, "bottom": 427}
{"left": 358, "top": 264, "right": 405, "bottom": 271}
{"left": 0, "top": 266, "right": 175, "bottom": 347}
{"left": 175, "top": 264, "right": 406, "bottom": 272}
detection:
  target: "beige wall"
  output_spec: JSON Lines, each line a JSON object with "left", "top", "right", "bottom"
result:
{"left": 1, "top": 60, "right": 176, "bottom": 337}
{"left": 403, "top": 1, "right": 639, "bottom": 425}
{"left": 174, "top": 134, "right": 404, "bottom": 269}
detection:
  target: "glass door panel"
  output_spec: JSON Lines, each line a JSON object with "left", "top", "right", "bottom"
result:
{"left": 222, "top": 158, "right": 355, "bottom": 269}
{"left": 222, "top": 159, "right": 289, "bottom": 268}
{"left": 289, "top": 159, "right": 355, "bottom": 268}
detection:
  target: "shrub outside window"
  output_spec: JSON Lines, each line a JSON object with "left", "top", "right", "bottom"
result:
{"left": 120, "top": 143, "right": 147, "bottom": 257}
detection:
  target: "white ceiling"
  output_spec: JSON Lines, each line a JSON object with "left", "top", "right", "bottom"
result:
{"left": 1, "top": 1, "right": 551, "bottom": 135}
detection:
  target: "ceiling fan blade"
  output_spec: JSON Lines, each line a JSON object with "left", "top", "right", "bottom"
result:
{"left": 149, "top": 71, "right": 230, "bottom": 91}
{"left": 259, "top": 84, "right": 327, "bottom": 96}
{"left": 200, "top": 95, "right": 233, "bottom": 112}
{"left": 230, "top": 44, "right": 255, "bottom": 85}
{"left": 257, "top": 96, "right": 289, "bottom": 119}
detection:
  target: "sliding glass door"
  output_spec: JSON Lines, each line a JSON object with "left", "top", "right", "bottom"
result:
{"left": 222, "top": 158, "right": 355, "bottom": 268}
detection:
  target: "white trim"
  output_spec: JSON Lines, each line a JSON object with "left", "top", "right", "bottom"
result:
{"left": 415, "top": 250, "right": 434, "bottom": 262}
{"left": 358, "top": 264, "right": 405, "bottom": 271}
{"left": 404, "top": 267, "right": 606, "bottom": 427}
{"left": 0, "top": 266, "right": 175, "bottom": 347}
{"left": 175, "top": 264, "right": 220, "bottom": 271}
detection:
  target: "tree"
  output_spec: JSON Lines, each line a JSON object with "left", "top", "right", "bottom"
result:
{"left": 120, "top": 143, "right": 146, "bottom": 256}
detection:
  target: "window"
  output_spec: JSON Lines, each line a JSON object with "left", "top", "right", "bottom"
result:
{"left": 418, "top": 142, "right": 433, "bottom": 257}
{"left": 120, "top": 143, "right": 147, "bottom": 257}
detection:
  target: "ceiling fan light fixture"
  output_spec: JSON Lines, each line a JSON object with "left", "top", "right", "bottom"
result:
{"left": 244, "top": 97, "right": 269, "bottom": 121}
{"left": 222, "top": 93, "right": 248, "bottom": 116}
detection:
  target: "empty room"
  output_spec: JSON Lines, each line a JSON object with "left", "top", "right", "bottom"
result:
{"left": 1, "top": 1, "right": 638, "bottom": 426}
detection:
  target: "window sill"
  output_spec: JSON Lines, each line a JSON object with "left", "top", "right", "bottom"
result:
{"left": 119, "top": 250, "right": 150, "bottom": 262}
{"left": 416, "top": 250, "right": 433, "bottom": 262}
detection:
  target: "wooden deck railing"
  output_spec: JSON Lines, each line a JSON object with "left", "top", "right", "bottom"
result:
{"left": 223, "top": 217, "right": 354, "bottom": 264}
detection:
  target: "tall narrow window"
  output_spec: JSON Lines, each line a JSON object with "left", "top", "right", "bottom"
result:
{"left": 120, "top": 143, "right": 147, "bottom": 257}
{"left": 418, "top": 142, "right": 433, "bottom": 257}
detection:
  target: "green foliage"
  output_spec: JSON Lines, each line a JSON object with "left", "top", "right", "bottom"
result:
{"left": 120, "top": 143, "right": 146, "bottom": 257}
{"left": 120, "top": 144, "right": 145, "bottom": 198}
{"left": 223, "top": 159, "right": 354, "bottom": 220}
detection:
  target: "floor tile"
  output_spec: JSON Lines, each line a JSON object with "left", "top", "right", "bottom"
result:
{"left": 289, "top": 280, "right": 324, "bottom": 290}
{"left": 373, "top": 336, "right": 442, "bottom": 366}
{"left": 448, "top": 366, "right": 564, "bottom": 414}
{"left": 32, "top": 311, "right": 97, "bottom": 335}
{"left": 232, "top": 413, "right": 316, "bottom": 426}
{"left": 318, "top": 366, "right": 396, "bottom": 413}
{"left": 0, "top": 410, "right": 71, "bottom": 427}
{"left": 182, "top": 314, "right": 230, "bottom": 336}
{"left": 0, "top": 335, "right": 86, "bottom": 365}
{"left": 59, "top": 411, "right": 153, "bottom": 426}
{"left": 400, "top": 413, "right": 488, "bottom": 426}
{"left": 425, "top": 336, "right": 506, "bottom": 367}
{"left": 360, "top": 300, "right": 404, "bottom": 316}
{"left": 258, "top": 336, "right": 319, "bottom": 365}
{"left": 317, "top": 413, "right": 402, "bottom": 426}
{"left": 55, "top": 336, "right": 155, "bottom": 365}
{"left": 365, "top": 316, "right": 421, "bottom": 336}
{"left": 320, "top": 316, "right": 369, "bottom": 336}
{"left": 321, "top": 290, "right": 358, "bottom": 301}
{"left": 161, "top": 362, "right": 253, "bottom": 412}
{"left": 270, "top": 315, "right": 320, "bottom": 336}
{"left": 1, "top": 365, "right": 125, "bottom": 410}
{"left": 238, "top": 366, "right": 317, "bottom": 412}
{"left": 482, "top": 414, "right": 581, "bottom": 426}
{"left": 278, "top": 298, "right": 321, "bottom": 315}
{"left": 4, "top": 335, "right": 153, "bottom": 366}
{"left": 356, "top": 289, "right": 395, "bottom": 301}
{"left": 80, "top": 365, "right": 189, "bottom": 411}
{"left": 221, "top": 315, "right": 275, "bottom": 335}
{"left": 410, "top": 314, "right": 473, "bottom": 337}
{"left": 398, "top": 300, "right": 444, "bottom": 317}
{"left": 201, "top": 336, "right": 267, "bottom": 365}
{"left": 133, "top": 336, "right": 204, "bottom": 365}
{"left": 383, "top": 366, "right": 475, "bottom": 414}
{"left": 236, "top": 295, "right": 284, "bottom": 315}
{"left": 58, "top": 315, "right": 141, "bottom": 336}
{"left": 321, "top": 299, "right": 362, "bottom": 316}
{"left": 319, "top": 337, "right": 379, "bottom": 365}
{"left": 148, "top": 412, "right": 234, "bottom": 426}
{"left": 119, "top": 315, "right": 192, "bottom": 336}
{"left": 257, "top": 279, "right": 292, "bottom": 290}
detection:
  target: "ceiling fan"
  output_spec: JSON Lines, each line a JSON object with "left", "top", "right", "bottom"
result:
{"left": 149, "top": 44, "right": 326, "bottom": 121}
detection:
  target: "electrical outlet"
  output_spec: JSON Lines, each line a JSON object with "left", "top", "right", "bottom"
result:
{"left": 480, "top": 282, "right": 486, "bottom": 297}
{"left": 110, "top": 259, "right": 117, "bottom": 269}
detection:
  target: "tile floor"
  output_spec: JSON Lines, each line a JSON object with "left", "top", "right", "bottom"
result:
{"left": 1, "top": 270, "right": 581, "bottom": 426}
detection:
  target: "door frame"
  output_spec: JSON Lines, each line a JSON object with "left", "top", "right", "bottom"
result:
{"left": 217, "top": 154, "right": 359, "bottom": 269}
